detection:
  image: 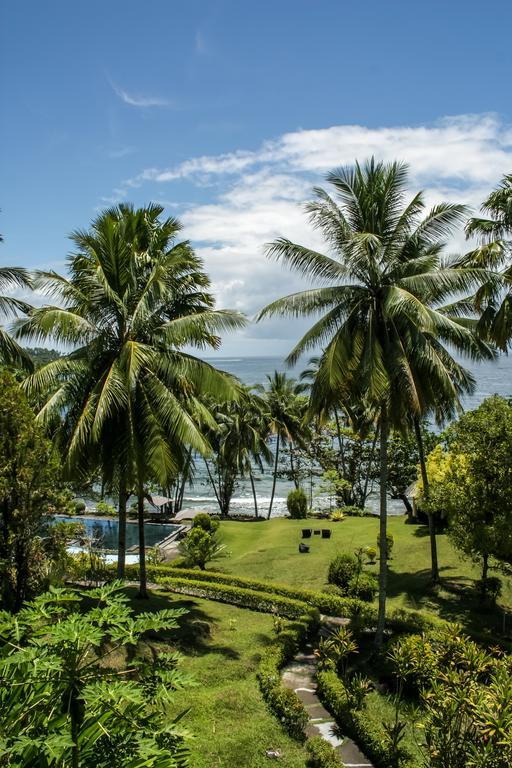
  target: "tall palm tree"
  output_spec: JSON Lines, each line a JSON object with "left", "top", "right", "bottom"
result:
{"left": 256, "top": 372, "right": 307, "bottom": 518}
{"left": 204, "top": 388, "right": 272, "bottom": 516}
{"left": 462, "top": 173, "right": 512, "bottom": 350}
{"left": 16, "top": 203, "right": 246, "bottom": 596}
{"left": 258, "top": 159, "right": 492, "bottom": 644}
{"left": 0, "top": 231, "right": 33, "bottom": 370}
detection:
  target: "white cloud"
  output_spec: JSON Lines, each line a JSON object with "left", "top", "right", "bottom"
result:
{"left": 194, "top": 30, "right": 207, "bottom": 55}
{"left": 110, "top": 79, "right": 171, "bottom": 108}
{"left": 101, "top": 114, "right": 512, "bottom": 355}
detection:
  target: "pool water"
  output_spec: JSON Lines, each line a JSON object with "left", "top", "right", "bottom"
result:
{"left": 53, "top": 516, "right": 179, "bottom": 550}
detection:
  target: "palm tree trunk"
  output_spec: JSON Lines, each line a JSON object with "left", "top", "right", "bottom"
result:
{"left": 362, "top": 427, "right": 379, "bottom": 508}
{"left": 414, "top": 418, "right": 439, "bottom": 583}
{"left": 267, "top": 432, "right": 280, "bottom": 519}
{"left": 204, "top": 459, "right": 222, "bottom": 513}
{"left": 137, "top": 488, "right": 148, "bottom": 599}
{"left": 250, "top": 471, "right": 259, "bottom": 517}
{"left": 290, "top": 442, "right": 299, "bottom": 489}
{"left": 116, "top": 481, "right": 127, "bottom": 579}
{"left": 375, "top": 403, "right": 389, "bottom": 648}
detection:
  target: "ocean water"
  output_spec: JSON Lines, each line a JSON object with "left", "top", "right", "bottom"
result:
{"left": 178, "top": 354, "right": 512, "bottom": 518}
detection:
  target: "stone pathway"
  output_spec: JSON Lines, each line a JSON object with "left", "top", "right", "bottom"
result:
{"left": 281, "top": 619, "right": 374, "bottom": 768}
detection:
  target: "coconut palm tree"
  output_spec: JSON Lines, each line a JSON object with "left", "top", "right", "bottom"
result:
{"left": 16, "top": 203, "right": 246, "bottom": 596}
{"left": 256, "top": 372, "right": 307, "bottom": 518}
{"left": 203, "top": 388, "right": 272, "bottom": 516}
{"left": 0, "top": 231, "right": 33, "bottom": 369}
{"left": 462, "top": 173, "right": 512, "bottom": 350}
{"left": 257, "top": 159, "right": 493, "bottom": 644}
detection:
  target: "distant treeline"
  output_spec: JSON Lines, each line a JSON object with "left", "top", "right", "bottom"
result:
{"left": 25, "top": 347, "right": 62, "bottom": 367}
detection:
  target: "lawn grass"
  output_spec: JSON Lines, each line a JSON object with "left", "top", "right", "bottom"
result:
{"left": 125, "top": 588, "right": 309, "bottom": 768}
{"left": 215, "top": 517, "right": 512, "bottom": 636}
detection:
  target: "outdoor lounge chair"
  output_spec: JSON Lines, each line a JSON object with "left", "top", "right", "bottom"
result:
{"left": 321, "top": 529, "right": 332, "bottom": 539}
{"left": 302, "top": 528, "right": 312, "bottom": 538}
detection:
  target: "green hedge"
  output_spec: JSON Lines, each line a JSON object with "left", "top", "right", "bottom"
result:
{"left": 159, "top": 575, "right": 320, "bottom": 622}
{"left": 124, "top": 563, "right": 441, "bottom": 635}
{"left": 317, "top": 670, "right": 409, "bottom": 768}
{"left": 305, "top": 736, "right": 346, "bottom": 767}
{"left": 256, "top": 611, "right": 317, "bottom": 741}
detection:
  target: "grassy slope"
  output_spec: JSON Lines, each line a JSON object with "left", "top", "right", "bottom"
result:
{"left": 216, "top": 517, "right": 512, "bottom": 634}
{"left": 126, "top": 588, "right": 309, "bottom": 768}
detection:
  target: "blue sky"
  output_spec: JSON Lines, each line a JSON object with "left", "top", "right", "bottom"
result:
{"left": 2, "top": 0, "right": 512, "bottom": 355}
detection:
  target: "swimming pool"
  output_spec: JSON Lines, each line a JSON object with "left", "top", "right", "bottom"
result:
{"left": 52, "top": 516, "right": 180, "bottom": 550}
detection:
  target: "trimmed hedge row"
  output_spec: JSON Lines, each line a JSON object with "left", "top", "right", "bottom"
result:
{"left": 316, "top": 670, "right": 412, "bottom": 768}
{"left": 256, "top": 616, "right": 312, "bottom": 741}
{"left": 125, "top": 563, "right": 441, "bottom": 635}
{"left": 159, "top": 575, "right": 320, "bottom": 622}
{"left": 305, "top": 736, "right": 346, "bottom": 767}
{"left": 256, "top": 612, "right": 317, "bottom": 741}
{"left": 155, "top": 572, "right": 319, "bottom": 741}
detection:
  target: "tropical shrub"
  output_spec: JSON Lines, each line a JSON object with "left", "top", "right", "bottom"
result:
{"left": 95, "top": 500, "right": 116, "bottom": 516}
{"left": 315, "top": 626, "right": 358, "bottom": 678}
{"left": 366, "top": 546, "right": 377, "bottom": 564}
{"left": 191, "top": 512, "right": 219, "bottom": 533}
{"left": 348, "top": 572, "right": 378, "bottom": 602}
{"left": 377, "top": 532, "right": 394, "bottom": 559}
{"left": 421, "top": 665, "right": 512, "bottom": 768}
{"left": 74, "top": 498, "right": 87, "bottom": 514}
{"left": 0, "top": 581, "right": 192, "bottom": 767}
{"left": 287, "top": 488, "right": 308, "bottom": 518}
{"left": 305, "top": 736, "right": 345, "bottom": 767}
{"left": 343, "top": 505, "right": 370, "bottom": 517}
{"left": 178, "top": 527, "right": 225, "bottom": 570}
{"left": 329, "top": 508, "right": 345, "bottom": 522}
{"left": 328, "top": 553, "right": 360, "bottom": 590}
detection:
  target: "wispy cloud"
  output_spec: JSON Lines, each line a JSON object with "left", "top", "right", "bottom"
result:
{"left": 109, "top": 79, "right": 171, "bottom": 108}
{"left": 107, "top": 146, "right": 136, "bottom": 159}
{"left": 100, "top": 113, "right": 512, "bottom": 354}
{"left": 194, "top": 29, "right": 207, "bottom": 55}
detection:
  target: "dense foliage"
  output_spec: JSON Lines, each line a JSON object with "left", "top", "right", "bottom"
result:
{"left": 422, "top": 396, "right": 512, "bottom": 589}
{"left": 0, "top": 581, "right": 192, "bottom": 767}
{"left": 0, "top": 369, "right": 72, "bottom": 610}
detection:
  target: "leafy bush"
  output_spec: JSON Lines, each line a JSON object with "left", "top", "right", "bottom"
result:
{"left": 178, "top": 528, "right": 225, "bottom": 570}
{"left": 329, "top": 509, "right": 345, "bottom": 522}
{"left": 342, "top": 505, "right": 370, "bottom": 517}
{"left": 365, "top": 546, "right": 377, "bottom": 564}
{"left": 191, "top": 512, "right": 219, "bottom": 534}
{"left": 95, "top": 500, "right": 116, "bottom": 516}
{"left": 348, "top": 572, "right": 378, "bottom": 602}
{"left": 0, "top": 581, "right": 192, "bottom": 767}
{"left": 306, "top": 736, "right": 345, "bottom": 767}
{"left": 73, "top": 498, "right": 86, "bottom": 514}
{"left": 377, "top": 531, "right": 394, "bottom": 559}
{"left": 315, "top": 626, "right": 358, "bottom": 677}
{"left": 328, "top": 553, "right": 360, "bottom": 590}
{"left": 287, "top": 488, "right": 308, "bottom": 519}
